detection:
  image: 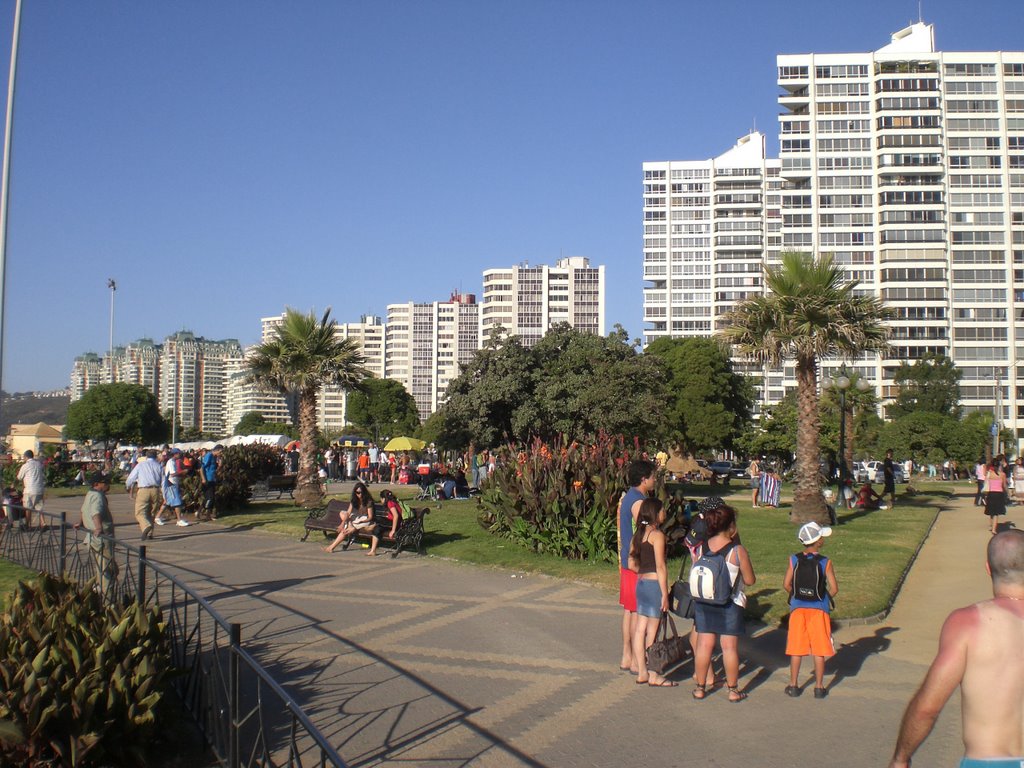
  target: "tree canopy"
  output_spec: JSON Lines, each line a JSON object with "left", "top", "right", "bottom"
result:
{"left": 644, "top": 336, "right": 754, "bottom": 455}
{"left": 65, "top": 383, "right": 165, "bottom": 446}
{"left": 886, "top": 353, "right": 962, "bottom": 420}
{"left": 437, "top": 324, "right": 667, "bottom": 446}
{"left": 346, "top": 378, "right": 420, "bottom": 440}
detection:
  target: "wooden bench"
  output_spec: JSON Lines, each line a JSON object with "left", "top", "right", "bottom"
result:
{"left": 250, "top": 474, "right": 297, "bottom": 500}
{"left": 301, "top": 499, "right": 429, "bottom": 558}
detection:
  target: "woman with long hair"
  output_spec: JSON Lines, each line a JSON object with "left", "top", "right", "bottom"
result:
{"left": 985, "top": 457, "right": 1008, "bottom": 535}
{"left": 691, "top": 502, "right": 756, "bottom": 702}
{"left": 367, "top": 488, "right": 404, "bottom": 556}
{"left": 630, "top": 498, "right": 675, "bottom": 687}
{"left": 323, "top": 482, "right": 375, "bottom": 553}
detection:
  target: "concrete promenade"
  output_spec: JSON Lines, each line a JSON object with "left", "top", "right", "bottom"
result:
{"left": 44, "top": 486, "right": 1006, "bottom": 767}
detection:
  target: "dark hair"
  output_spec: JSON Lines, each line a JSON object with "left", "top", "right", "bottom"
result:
{"left": 350, "top": 482, "right": 371, "bottom": 510}
{"left": 379, "top": 488, "right": 397, "bottom": 505}
{"left": 627, "top": 459, "right": 657, "bottom": 489}
{"left": 628, "top": 498, "right": 663, "bottom": 566}
{"left": 703, "top": 503, "right": 737, "bottom": 537}
{"left": 988, "top": 529, "right": 1024, "bottom": 586}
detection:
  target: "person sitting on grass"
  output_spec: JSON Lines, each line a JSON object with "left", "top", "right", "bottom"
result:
{"left": 366, "top": 489, "right": 403, "bottom": 556}
{"left": 323, "top": 482, "right": 375, "bottom": 553}
{"left": 783, "top": 522, "right": 839, "bottom": 699}
{"left": 854, "top": 481, "right": 885, "bottom": 511}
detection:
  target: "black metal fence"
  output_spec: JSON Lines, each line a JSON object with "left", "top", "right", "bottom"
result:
{"left": 0, "top": 507, "right": 346, "bottom": 768}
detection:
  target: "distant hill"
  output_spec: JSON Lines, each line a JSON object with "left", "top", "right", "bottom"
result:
{"left": 0, "top": 393, "right": 70, "bottom": 436}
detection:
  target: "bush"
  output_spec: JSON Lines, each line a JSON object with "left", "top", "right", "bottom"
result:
{"left": 0, "top": 574, "right": 171, "bottom": 766}
{"left": 478, "top": 434, "right": 673, "bottom": 561}
{"left": 180, "top": 444, "right": 285, "bottom": 517}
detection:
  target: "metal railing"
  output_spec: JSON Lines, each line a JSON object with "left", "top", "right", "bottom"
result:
{"left": 0, "top": 506, "right": 346, "bottom": 768}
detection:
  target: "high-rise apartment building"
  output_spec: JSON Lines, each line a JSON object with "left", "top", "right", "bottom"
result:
{"left": 481, "top": 256, "right": 606, "bottom": 346}
{"left": 777, "top": 22, "right": 1024, "bottom": 439}
{"left": 386, "top": 292, "right": 480, "bottom": 420}
{"left": 158, "top": 332, "right": 245, "bottom": 436}
{"left": 642, "top": 133, "right": 781, "bottom": 347}
{"left": 70, "top": 353, "right": 104, "bottom": 400}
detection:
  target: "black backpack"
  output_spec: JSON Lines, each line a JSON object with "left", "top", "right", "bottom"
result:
{"left": 791, "top": 552, "right": 826, "bottom": 602}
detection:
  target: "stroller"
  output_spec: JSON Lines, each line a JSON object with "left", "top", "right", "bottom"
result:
{"left": 415, "top": 468, "right": 440, "bottom": 502}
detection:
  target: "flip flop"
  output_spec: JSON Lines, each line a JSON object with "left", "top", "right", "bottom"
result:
{"left": 635, "top": 678, "right": 649, "bottom": 685}
{"left": 649, "top": 680, "right": 678, "bottom": 688}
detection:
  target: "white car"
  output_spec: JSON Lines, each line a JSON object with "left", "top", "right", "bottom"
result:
{"left": 854, "top": 460, "right": 905, "bottom": 484}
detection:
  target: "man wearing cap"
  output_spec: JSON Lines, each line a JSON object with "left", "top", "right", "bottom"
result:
{"left": 125, "top": 449, "right": 163, "bottom": 540}
{"left": 783, "top": 521, "right": 838, "bottom": 699}
{"left": 200, "top": 445, "right": 223, "bottom": 521}
{"left": 16, "top": 449, "right": 46, "bottom": 529}
{"left": 889, "top": 530, "right": 1024, "bottom": 768}
{"left": 80, "top": 471, "right": 116, "bottom": 598}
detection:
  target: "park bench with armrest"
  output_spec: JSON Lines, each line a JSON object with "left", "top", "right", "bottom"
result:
{"left": 302, "top": 498, "right": 429, "bottom": 558}
{"left": 250, "top": 474, "right": 297, "bottom": 501}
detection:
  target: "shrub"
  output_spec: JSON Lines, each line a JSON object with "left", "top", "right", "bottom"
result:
{"left": 478, "top": 434, "right": 680, "bottom": 561}
{"left": 0, "top": 574, "right": 171, "bottom": 766}
{"left": 180, "top": 444, "right": 285, "bottom": 517}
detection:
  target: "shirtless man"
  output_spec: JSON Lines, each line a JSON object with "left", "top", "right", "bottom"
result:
{"left": 889, "top": 529, "right": 1024, "bottom": 768}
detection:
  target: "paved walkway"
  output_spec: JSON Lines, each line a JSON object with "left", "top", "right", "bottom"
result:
{"left": 45, "top": 486, "right": 1006, "bottom": 767}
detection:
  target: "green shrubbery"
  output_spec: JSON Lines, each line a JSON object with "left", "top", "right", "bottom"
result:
{"left": 0, "top": 574, "right": 171, "bottom": 766}
{"left": 180, "top": 443, "right": 285, "bottom": 516}
{"left": 477, "top": 434, "right": 638, "bottom": 561}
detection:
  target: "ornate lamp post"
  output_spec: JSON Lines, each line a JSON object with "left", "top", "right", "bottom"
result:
{"left": 825, "top": 366, "right": 871, "bottom": 484}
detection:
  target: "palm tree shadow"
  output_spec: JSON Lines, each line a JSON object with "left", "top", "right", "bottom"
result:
{"left": 828, "top": 626, "right": 897, "bottom": 690}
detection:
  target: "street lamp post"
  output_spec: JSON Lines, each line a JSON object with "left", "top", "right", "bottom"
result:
{"left": 826, "top": 366, "right": 871, "bottom": 485}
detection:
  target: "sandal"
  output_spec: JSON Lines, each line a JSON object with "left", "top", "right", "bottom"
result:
{"left": 728, "top": 685, "right": 747, "bottom": 703}
{"left": 648, "top": 679, "right": 677, "bottom": 688}
{"left": 691, "top": 684, "right": 706, "bottom": 700}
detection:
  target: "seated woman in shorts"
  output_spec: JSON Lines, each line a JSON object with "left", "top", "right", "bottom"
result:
{"left": 323, "top": 482, "right": 374, "bottom": 553}
{"left": 366, "top": 489, "right": 403, "bottom": 556}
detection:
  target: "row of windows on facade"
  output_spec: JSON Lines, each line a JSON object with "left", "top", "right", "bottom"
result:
{"left": 780, "top": 62, "right": 1024, "bottom": 80}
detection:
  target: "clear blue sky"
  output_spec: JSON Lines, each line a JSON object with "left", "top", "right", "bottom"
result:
{"left": 0, "top": 0, "right": 1019, "bottom": 392}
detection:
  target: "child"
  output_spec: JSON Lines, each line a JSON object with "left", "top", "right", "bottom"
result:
{"left": 783, "top": 521, "right": 838, "bottom": 699}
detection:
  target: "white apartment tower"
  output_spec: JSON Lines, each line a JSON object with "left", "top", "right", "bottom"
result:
{"left": 642, "top": 132, "right": 781, "bottom": 347}
{"left": 777, "top": 23, "right": 1024, "bottom": 441}
{"left": 386, "top": 292, "right": 480, "bottom": 420}
{"left": 158, "top": 332, "right": 244, "bottom": 435}
{"left": 480, "top": 256, "right": 606, "bottom": 346}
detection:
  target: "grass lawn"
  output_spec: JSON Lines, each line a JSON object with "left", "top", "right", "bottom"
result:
{"left": 0, "top": 559, "right": 36, "bottom": 608}
{"left": 216, "top": 480, "right": 953, "bottom": 625}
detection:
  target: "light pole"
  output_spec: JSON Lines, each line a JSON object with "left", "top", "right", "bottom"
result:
{"left": 826, "top": 366, "right": 871, "bottom": 484}
{"left": 107, "top": 278, "right": 116, "bottom": 380}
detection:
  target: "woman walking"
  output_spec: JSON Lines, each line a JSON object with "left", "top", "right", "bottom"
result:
{"left": 691, "top": 502, "right": 756, "bottom": 702}
{"left": 985, "top": 457, "right": 1008, "bottom": 535}
{"left": 630, "top": 498, "right": 675, "bottom": 687}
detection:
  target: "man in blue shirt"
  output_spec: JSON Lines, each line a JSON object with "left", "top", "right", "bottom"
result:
{"left": 617, "top": 459, "right": 656, "bottom": 673}
{"left": 200, "top": 445, "right": 223, "bottom": 521}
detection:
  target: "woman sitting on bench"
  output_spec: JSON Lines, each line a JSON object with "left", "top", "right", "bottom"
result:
{"left": 367, "top": 489, "right": 403, "bottom": 556}
{"left": 323, "top": 482, "right": 375, "bottom": 553}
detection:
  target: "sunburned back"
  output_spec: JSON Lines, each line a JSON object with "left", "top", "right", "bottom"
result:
{"left": 961, "top": 599, "right": 1024, "bottom": 758}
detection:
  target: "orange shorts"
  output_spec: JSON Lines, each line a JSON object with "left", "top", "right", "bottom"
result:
{"left": 785, "top": 608, "right": 835, "bottom": 658}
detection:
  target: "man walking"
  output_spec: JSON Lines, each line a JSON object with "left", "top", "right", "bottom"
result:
{"left": 125, "top": 449, "right": 163, "bottom": 540}
{"left": 80, "top": 471, "right": 116, "bottom": 599}
{"left": 16, "top": 449, "right": 46, "bottom": 529}
{"left": 200, "top": 445, "right": 222, "bottom": 520}
{"left": 889, "top": 529, "right": 1024, "bottom": 768}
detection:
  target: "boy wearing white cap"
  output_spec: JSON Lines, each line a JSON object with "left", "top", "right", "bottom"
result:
{"left": 783, "top": 521, "right": 839, "bottom": 699}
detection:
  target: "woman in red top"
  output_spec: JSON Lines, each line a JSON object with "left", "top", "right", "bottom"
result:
{"left": 367, "top": 489, "right": 403, "bottom": 556}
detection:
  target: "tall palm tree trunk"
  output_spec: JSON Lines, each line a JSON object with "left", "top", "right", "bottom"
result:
{"left": 295, "top": 387, "right": 324, "bottom": 507}
{"left": 792, "top": 355, "right": 829, "bottom": 524}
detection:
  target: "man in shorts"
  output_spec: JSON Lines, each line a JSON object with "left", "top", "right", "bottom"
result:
{"left": 889, "top": 530, "right": 1024, "bottom": 768}
{"left": 617, "top": 459, "right": 656, "bottom": 673}
{"left": 783, "top": 521, "right": 838, "bottom": 698}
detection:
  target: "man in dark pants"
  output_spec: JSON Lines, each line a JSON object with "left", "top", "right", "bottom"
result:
{"left": 883, "top": 449, "right": 897, "bottom": 508}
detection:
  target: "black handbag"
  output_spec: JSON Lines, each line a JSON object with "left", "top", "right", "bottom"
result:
{"left": 645, "top": 611, "right": 690, "bottom": 675}
{"left": 670, "top": 553, "right": 695, "bottom": 620}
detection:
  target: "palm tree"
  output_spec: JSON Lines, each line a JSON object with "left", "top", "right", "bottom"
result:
{"left": 246, "top": 308, "right": 370, "bottom": 507}
{"left": 720, "top": 252, "right": 893, "bottom": 524}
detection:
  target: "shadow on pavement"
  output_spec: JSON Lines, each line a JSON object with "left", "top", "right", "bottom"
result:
{"left": 828, "top": 626, "right": 897, "bottom": 690}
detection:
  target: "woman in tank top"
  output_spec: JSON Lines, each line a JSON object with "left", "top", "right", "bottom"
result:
{"left": 629, "top": 498, "right": 675, "bottom": 687}
{"left": 985, "top": 458, "right": 1008, "bottom": 535}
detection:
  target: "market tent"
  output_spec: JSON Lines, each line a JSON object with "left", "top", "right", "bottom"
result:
{"left": 222, "top": 434, "right": 290, "bottom": 448}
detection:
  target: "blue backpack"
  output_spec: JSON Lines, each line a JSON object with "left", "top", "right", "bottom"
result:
{"left": 689, "top": 542, "right": 736, "bottom": 605}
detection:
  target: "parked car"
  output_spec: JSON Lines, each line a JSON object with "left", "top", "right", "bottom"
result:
{"left": 709, "top": 460, "right": 748, "bottom": 480}
{"left": 853, "top": 460, "right": 905, "bottom": 484}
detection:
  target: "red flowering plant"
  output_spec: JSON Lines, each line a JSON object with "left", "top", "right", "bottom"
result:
{"left": 477, "top": 432, "right": 682, "bottom": 561}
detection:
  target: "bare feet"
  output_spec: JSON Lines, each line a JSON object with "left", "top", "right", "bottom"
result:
{"left": 322, "top": 545, "right": 335, "bottom": 553}
{"left": 365, "top": 551, "right": 378, "bottom": 557}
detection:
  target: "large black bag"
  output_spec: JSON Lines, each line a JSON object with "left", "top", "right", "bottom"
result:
{"left": 646, "top": 611, "right": 690, "bottom": 675}
{"left": 670, "top": 551, "right": 695, "bottom": 619}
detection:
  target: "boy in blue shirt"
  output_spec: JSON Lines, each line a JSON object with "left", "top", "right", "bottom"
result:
{"left": 783, "top": 521, "right": 839, "bottom": 698}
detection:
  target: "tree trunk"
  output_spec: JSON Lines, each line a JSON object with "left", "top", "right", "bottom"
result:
{"left": 294, "top": 388, "right": 325, "bottom": 508}
{"left": 791, "top": 355, "right": 830, "bottom": 525}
